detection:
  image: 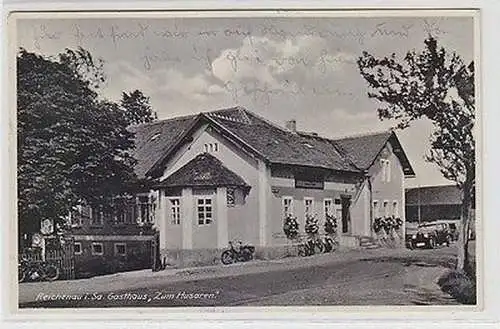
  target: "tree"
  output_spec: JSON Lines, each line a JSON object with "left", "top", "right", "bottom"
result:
{"left": 17, "top": 48, "right": 155, "bottom": 239}
{"left": 357, "top": 36, "right": 475, "bottom": 273}
{"left": 121, "top": 90, "right": 157, "bottom": 125}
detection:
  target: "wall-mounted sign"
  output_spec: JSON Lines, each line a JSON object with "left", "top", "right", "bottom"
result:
{"left": 295, "top": 179, "right": 324, "bottom": 190}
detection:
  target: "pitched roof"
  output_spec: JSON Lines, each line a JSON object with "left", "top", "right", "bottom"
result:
{"left": 405, "top": 185, "right": 462, "bottom": 205}
{"left": 207, "top": 109, "right": 356, "bottom": 172}
{"left": 156, "top": 153, "right": 249, "bottom": 188}
{"left": 129, "top": 115, "right": 196, "bottom": 179}
{"left": 132, "top": 106, "right": 415, "bottom": 179}
{"left": 332, "top": 131, "right": 393, "bottom": 169}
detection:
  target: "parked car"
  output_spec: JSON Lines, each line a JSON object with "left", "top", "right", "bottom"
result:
{"left": 433, "top": 220, "right": 460, "bottom": 241}
{"left": 409, "top": 222, "right": 453, "bottom": 249}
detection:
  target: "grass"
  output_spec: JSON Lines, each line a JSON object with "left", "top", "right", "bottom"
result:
{"left": 437, "top": 270, "right": 476, "bottom": 304}
{"left": 437, "top": 241, "right": 477, "bottom": 305}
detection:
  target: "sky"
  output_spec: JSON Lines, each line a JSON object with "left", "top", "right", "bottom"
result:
{"left": 15, "top": 13, "right": 476, "bottom": 188}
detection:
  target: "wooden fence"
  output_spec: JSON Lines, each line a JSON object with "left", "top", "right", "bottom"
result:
{"left": 20, "top": 238, "right": 75, "bottom": 280}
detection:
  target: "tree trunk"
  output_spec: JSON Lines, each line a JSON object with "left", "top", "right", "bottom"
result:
{"left": 456, "top": 175, "right": 473, "bottom": 273}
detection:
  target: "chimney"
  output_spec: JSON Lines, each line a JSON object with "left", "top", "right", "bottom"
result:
{"left": 285, "top": 119, "right": 297, "bottom": 132}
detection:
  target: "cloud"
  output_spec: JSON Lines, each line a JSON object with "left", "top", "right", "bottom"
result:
{"left": 102, "top": 60, "right": 158, "bottom": 101}
{"left": 160, "top": 69, "right": 225, "bottom": 102}
{"left": 210, "top": 35, "right": 356, "bottom": 93}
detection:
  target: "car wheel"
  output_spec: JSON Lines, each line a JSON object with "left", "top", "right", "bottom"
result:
{"left": 428, "top": 237, "right": 436, "bottom": 249}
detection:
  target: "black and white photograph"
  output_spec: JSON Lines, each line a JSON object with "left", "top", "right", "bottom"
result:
{"left": 10, "top": 9, "right": 479, "bottom": 309}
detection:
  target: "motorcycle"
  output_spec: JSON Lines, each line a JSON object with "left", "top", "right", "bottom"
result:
{"left": 18, "top": 257, "right": 60, "bottom": 282}
{"left": 221, "top": 240, "right": 255, "bottom": 265}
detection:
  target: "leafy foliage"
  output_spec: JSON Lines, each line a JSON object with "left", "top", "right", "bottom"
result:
{"left": 283, "top": 215, "right": 299, "bottom": 240}
{"left": 357, "top": 36, "right": 475, "bottom": 271}
{"left": 17, "top": 48, "right": 157, "bottom": 235}
{"left": 304, "top": 214, "right": 319, "bottom": 235}
{"left": 357, "top": 36, "right": 474, "bottom": 190}
{"left": 373, "top": 216, "right": 403, "bottom": 234}
{"left": 324, "top": 214, "right": 338, "bottom": 235}
{"left": 121, "top": 90, "right": 158, "bottom": 125}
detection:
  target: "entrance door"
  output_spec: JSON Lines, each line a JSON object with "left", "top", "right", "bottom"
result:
{"left": 341, "top": 196, "right": 351, "bottom": 234}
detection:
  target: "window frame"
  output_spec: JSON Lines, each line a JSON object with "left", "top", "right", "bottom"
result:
{"left": 90, "top": 207, "right": 104, "bottom": 227}
{"left": 196, "top": 197, "right": 214, "bottom": 226}
{"left": 383, "top": 200, "right": 390, "bottom": 217}
{"left": 324, "top": 198, "right": 333, "bottom": 218}
{"left": 373, "top": 200, "right": 380, "bottom": 218}
{"left": 114, "top": 243, "right": 127, "bottom": 256}
{"left": 74, "top": 242, "right": 83, "bottom": 255}
{"left": 304, "top": 197, "right": 314, "bottom": 217}
{"left": 168, "top": 197, "right": 181, "bottom": 225}
{"left": 91, "top": 242, "right": 104, "bottom": 256}
{"left": 392, "top": 200, "right": 399, "bottom": 218}
{"left": 282, "top": 196, "right": 294, "bottom": 217}
{"left": 380, "top": 159, "right": 392, "bottom": 183}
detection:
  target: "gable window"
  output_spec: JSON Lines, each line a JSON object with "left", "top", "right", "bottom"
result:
{"left": 324, "top": 199, "right": 333, "bottom": 218}
{"left": 169, "top": 198, "right": 181, "bottom": 225}
{"left": 282, "top": 196, "right": 294, "bottom": 217}
{"left": 304, "top": 198, "right": 314, "bottom": 216}
{"left": 204, "top": 142, "right": 219, "bottom": 153}
{"left": 74, "top": 242, "right": 82, "bottom": 255}
{"left": 392, "top": 200, "right": 399, "bottom": 217}
{"left": 373, "top": 200, "right": 379, "bottom": 218}
{"left": 91, "top": 242, "right": 104, "bottom": 256}
{"left": 114, "top": 243, "right": 127, "bottom": 256}
{"left": 197, "top": 198, "right": 213, "bottom": 225}
{"left": 380, "top": 159, "right": 391, "bottom": 182}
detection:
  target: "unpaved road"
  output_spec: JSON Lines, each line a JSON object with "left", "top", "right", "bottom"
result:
{"left": 18, "top": 245, "right": 465, "bottom": 307}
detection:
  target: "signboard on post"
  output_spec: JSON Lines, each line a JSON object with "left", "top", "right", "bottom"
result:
{"left": 40, "top": 219, "right": 54, "bottom": 235}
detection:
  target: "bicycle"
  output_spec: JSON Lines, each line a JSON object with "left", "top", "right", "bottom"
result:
{"left": 18, "top": 257, "right": 60, "bottom": 282}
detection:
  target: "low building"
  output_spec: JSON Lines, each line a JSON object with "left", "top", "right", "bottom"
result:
{"left": 66, "top": 199, "right": 157, "bottom": 277}
{"left": 405, "top": 185, "right": 463, "bottom": 223}
{"left": 131, "top": 106, "right": 415, "bottom": 266}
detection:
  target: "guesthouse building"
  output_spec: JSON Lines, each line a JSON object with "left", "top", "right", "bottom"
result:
{"left": 131, "top": 106, "right": 415, "bottom": 266}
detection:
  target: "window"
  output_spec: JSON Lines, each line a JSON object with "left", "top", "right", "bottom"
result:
{"left": 304, "top": 198, "right": 314, "bottom": 216}
{"left": 383, "top": 200, "right": 389, "bottom": 217}
{"left": 204, "top": 142, "right": 219, "bottom": 153}
{"left": 197, "top": 198, "right": 213, "bottom": 225}
{"left": 90, "top": 207, "right": 104, "bottom": 226}
{"left": 392, "top": 201, "right": 399, "bottom": 217}
{"left": 373, "top": 200, "right": 379, "bottom": 218}
{"left": 334, "top": 198, "right": 342, "bottom": 219}
{"left": 115, "top": 204, "right": 132, "bottom": 225}
{"left": 282, "top": 197, "right": 293, "bottom": 217}
{"left": 380, "top": 159, "right": 391, "bottom": 182}
{"left": 91, "top": 242, "right": 104, "bottom": 256}
{"left": 69, "top": 205, "right": 84, "bottom": 226}
{"left": 137, "top": 195, "right": 155, "bottom": 223}
{"left": 114, "top": 243, "right": 126, "bottom": 256}
{"left": 169, "top": 198, "right": 181, "bottom": 225}
{"left": 74, "top": 242, "right": 82, "bottom": 255}
{"left": 324, "top": 199, "right": 333, "bottom": 217}
{"left": 226, "top": 187, "right": 235, "bottom": 207}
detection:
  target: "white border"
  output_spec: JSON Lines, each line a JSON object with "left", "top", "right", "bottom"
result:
{"left": 1, "top": 1, "right": 499, "bottom": 327}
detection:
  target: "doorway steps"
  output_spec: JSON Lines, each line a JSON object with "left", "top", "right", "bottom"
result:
{"left": 359, "top": 236, "right": 380, "bottom": 249}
